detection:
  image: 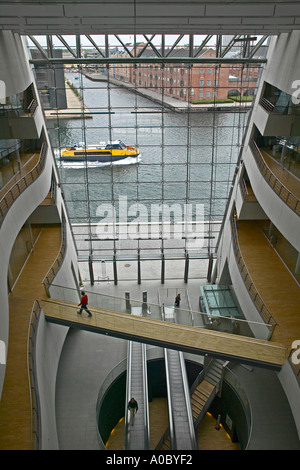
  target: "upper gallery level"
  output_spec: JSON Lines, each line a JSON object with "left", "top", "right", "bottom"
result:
{"left": 0, "top": 84, "right": 43, "bottom": 140}
{"left": 256, "top": 82, "right": 300, "bottom": 137}
{"left": 240, "top": 137, "right": 300, "bottom": 253}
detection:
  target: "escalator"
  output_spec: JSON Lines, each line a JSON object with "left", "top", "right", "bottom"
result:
{"left": 124, "top": 308, "right": 150, "bottom": 450}
{"left": 164, "top": 348, "right": 198, "bottom": 450}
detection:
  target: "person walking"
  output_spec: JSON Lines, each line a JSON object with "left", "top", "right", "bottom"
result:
{"left": 77, "top": 291, "right": 92, "bottom": 317}
{"left": 127, "top": 397, "right": 138, "bottom": 425}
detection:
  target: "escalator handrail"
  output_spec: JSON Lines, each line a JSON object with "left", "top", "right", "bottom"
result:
{"left": 179, "top": 351, "right": 198, "bottom": 450}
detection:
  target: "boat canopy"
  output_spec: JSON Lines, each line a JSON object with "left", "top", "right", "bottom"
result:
{"left": 105, "top": 140, "right": 126, "bottom": 150}
{"left": 67, "top": 139, "right": 127, "bottom": 150}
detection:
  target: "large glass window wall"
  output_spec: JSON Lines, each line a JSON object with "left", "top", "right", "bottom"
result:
{"left": 28, "top": 34, "right": 266, "bottom": 281}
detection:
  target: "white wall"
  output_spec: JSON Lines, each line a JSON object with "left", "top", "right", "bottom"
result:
{"left": 34, "top": 313, "right": 69, "bottom": 449}
{"left": 278, "top": 361, "right": 300, "bottom": 440}
{"left": 263, "top": 32, "right": 300, "bottom": 97}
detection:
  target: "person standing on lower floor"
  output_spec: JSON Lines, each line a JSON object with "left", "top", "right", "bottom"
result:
{"left": 127, "top": 397, "right": 138, "bottom": 425}
{"left": 77, "top": 291, "right": 92, "bottom": 317}
{"left": 175, "top": 293, "right": 181, "bottom": 307}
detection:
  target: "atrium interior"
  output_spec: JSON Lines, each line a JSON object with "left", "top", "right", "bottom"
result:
{"left": 0, "top": 1, "right": 299, "bottom": 452}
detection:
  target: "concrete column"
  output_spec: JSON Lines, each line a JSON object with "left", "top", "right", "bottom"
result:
{"left": 0, "top": 31, "right": 32, "bottom": 97}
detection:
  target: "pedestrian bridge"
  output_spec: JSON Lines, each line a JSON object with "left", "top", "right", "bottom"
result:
{"left": 40, "top": 298, "right": 288, "bottom": 370}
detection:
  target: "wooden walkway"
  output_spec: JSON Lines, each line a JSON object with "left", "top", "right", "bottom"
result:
{"left": 41, "top": 298, "right": 288, "bottom": 369}
{"left": 237, "top": 220, "right": 300, "bottom": 347}
{"left": 0, "top": 225, "right": 61, "bottom": 450}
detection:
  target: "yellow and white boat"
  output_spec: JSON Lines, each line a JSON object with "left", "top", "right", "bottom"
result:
{"left": 60, "top": 140, "right": 139, "bottom": 163}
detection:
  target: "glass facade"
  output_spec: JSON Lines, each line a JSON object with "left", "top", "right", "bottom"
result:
{"left": 28, "top": 34, "right": 266, "bottom": 280}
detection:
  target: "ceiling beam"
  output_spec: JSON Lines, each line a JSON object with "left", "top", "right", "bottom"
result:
{"left": 29, "top": 57, "right": 267, "bottom": 65}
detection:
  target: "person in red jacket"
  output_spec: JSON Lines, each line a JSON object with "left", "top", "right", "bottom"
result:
{"left": 77, "top": 291, "right": 92, "bottom": 317}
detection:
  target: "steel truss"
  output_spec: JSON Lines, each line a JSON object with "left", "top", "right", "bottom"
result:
{"left": 28, "top": 33, "right": 269, "bottom": 65}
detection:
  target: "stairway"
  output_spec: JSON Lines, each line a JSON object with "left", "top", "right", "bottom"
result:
{"left": 191, "top": 380, "right": 215, "bottom": 422}
{"left": 191, "top": 359, "right": 226, "bottom": 427}
{"left": 161, "top": 435, "right": 171, "bottom": 451}
{"left": 205, "top": 359, "right": 226, "bottom": 387}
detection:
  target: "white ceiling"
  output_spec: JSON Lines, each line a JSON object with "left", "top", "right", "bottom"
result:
{"left": 0, "top": 1, "right": 299, "bottom": 35}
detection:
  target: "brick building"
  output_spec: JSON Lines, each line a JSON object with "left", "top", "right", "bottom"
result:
{"left": 110, "top": 45, "right": 260, "bottom": 102}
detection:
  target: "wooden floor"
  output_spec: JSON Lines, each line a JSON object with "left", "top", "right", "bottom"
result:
{"left": 106, "top": 398, "right": 239, "bottom": 450}
{"left": 0, "top": 225, "right": 61, "bottom": 450}
{"left": 261, "top": 150, "right": 300, "bottom": 200}
{"left": 196, "top": 412, "right": 240, "bottom": 450}
{"left": 237, "top": 220, "right": 300, "bottom": 347}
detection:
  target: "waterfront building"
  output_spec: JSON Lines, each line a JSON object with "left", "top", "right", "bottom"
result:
{"left": 110, "top": 44, "right": 261, "bottom": 102}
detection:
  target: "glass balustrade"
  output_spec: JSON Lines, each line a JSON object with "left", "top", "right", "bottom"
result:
{"left": 48, "top": 283, "right": 274, "bottom": 341}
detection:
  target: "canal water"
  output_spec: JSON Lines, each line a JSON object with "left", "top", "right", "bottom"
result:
{"left": 48, "top": 72, "right": 249, "bottom": 225}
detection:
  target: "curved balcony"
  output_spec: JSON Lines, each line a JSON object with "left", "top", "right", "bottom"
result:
{"left": 231, "top": 213, "right": 300, "bottom": 345}
{"left": 250, "top": 141, "right": 300, "bottom": 216}
{"left": 0, "top": 98, "right": 42, "bottom": 140}
{"left": 230, "top": 213, "right": 277, "bottom": 333}
{"left": 258, "top": 91, "right": 300, "bottom": 137}
{"left": 0, "top": 142, "right": 48, "bottom": 227}
{"left": 230, "top": 215, "right": 300, "bottom": 376}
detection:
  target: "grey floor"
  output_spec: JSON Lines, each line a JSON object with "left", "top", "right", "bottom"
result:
{"left": 229, "top": 364, "right": 300, "bottom": 450}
